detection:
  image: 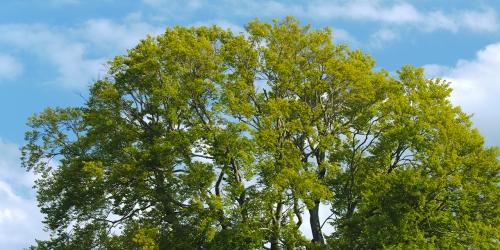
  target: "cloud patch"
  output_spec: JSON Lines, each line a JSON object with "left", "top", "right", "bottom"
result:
{"left": 307, "top": 0, "right": 499, "bottom": 32}
{"left": 308, "top": 0, "right": 420, "bottom": 24}
{"left": 0, "top": 137, "right": 49, "bottom": 249}
{"left": 424, "top": 43, "right": 500, "bottom": 146}
{"left": 79, "top": 19, "right": 165, "bottom": 55}
{"left": 461, "top": 7, "right": 498, "bottom": 32}
{"left": 0, "top": 54, "right": 23, "bottom": 82}
{"left": 0, "top": 23, "right": 106, "bottom": 88}
{"left": 369, "top": 28, "right": 399, "bottom": 49}
{"left": 0, "top": 20, "right": 164, "bottom": 89}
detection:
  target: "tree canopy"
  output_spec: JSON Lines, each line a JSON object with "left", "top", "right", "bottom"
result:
{"left": 22, "top": 17, "right": 500, "bottom": 249}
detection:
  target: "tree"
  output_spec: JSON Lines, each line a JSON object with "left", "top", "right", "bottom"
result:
{"left": 22, "top": 17, "right": 500, "bottom": 249}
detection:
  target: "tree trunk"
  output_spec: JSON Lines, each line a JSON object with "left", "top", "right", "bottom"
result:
{"left": 271, "top": 200, "right": 284, "bottom": 250}
{"left": 309, "top": 201, "right": 325, "bottom": 249}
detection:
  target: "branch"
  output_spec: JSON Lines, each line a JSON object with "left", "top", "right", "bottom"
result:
{"left": 215, "top": 172, "right": 224, "bottom": 197}
{"left": 320, "top": 212, "right": 335, "bottom": 230}
{"left": 293, "top": 197, "right": 302, "bottom": 229}
{"left": 191, "top": 153, "right": 214, "bottom": 160}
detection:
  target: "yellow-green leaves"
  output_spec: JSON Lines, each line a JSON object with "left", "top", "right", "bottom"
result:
{"left": 22, "top": 17, "right": 500, "bottom": 250}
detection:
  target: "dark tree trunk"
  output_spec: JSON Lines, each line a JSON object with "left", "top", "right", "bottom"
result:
{"left": 309, "top": 201, "right": 325, "bottom": 249}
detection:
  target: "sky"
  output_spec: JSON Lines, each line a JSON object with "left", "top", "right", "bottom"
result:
{"left": 1, "top": 0, "right": 500, "bottom": 248}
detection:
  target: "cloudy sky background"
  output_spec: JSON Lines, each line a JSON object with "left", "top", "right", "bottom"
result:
{"left": 1, "top": 0, "right": 500, "bottom": 248}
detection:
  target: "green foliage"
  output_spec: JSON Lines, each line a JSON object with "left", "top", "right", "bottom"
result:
{"left": 22, "top": 17, "right": 500, "bottom": 249}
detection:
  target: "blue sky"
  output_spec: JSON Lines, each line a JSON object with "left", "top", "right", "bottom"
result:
{"left": 1, "top": 0, "right": 500, "bottom": 248}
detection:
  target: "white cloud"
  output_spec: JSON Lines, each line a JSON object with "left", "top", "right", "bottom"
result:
{"left": 0, "top": 20, "right": 164, "bottom": 89}
{"left": 423, "top": 43, "right": 500, "bottom": 146}
{"left": 79, "top": 19, "right": 165, "bottom": 54}
{"left": 428, "top": 43, "right": 500, "bottom": 106}
{"left": 0, "top": 193, "right": 46, "bottom": 249}
{"left": 0, "top": 137, "right": 49, "bottom": 249}
{"left": 0, "top": 207, "right": 27, "bottom": 224}
{"left": 0, "top": 54, "right": 23, "bottom": 82}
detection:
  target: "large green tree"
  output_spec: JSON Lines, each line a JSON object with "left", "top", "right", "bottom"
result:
{"left": 22, "top": 17, "right": 500, "bottom": 249}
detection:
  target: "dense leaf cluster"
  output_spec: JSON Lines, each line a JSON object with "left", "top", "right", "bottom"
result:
{"left": 22, "top": 17, "right": 500, "bottom": 249}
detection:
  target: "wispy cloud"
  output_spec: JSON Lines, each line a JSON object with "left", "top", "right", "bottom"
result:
{"left": 0, "top": 20, "right": 164, "bottom": 89}
{"left": 0, "top": 23, "right": 105, "bottom": 88}
{"left": 0, "top": 54, "right": 23, "bottom": 82}
{"left": 330, "top": 27, "right": 359, "bottom": 46}
{"left": 307, "top": 0, "right": 498, "bottom": 32}
{"left": 78, "top": 19, "right": 165, "bottom": 55}
{"left": 461, "top": 7, "right": 498, "bottom": 32}
{"left": 369, "top": 28, "right": 399, "bottom": 49}
{"left": 424, "top": 10, "right": 458, "bottom": 32}
{"left": 123, "top": 11, "right": 143, "bottom": 23}
{"left": 141, "top": 0, "right": 500, "bottom": 34}
{"left": 308, "top": 0, "right": 420, "bottom": 24}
